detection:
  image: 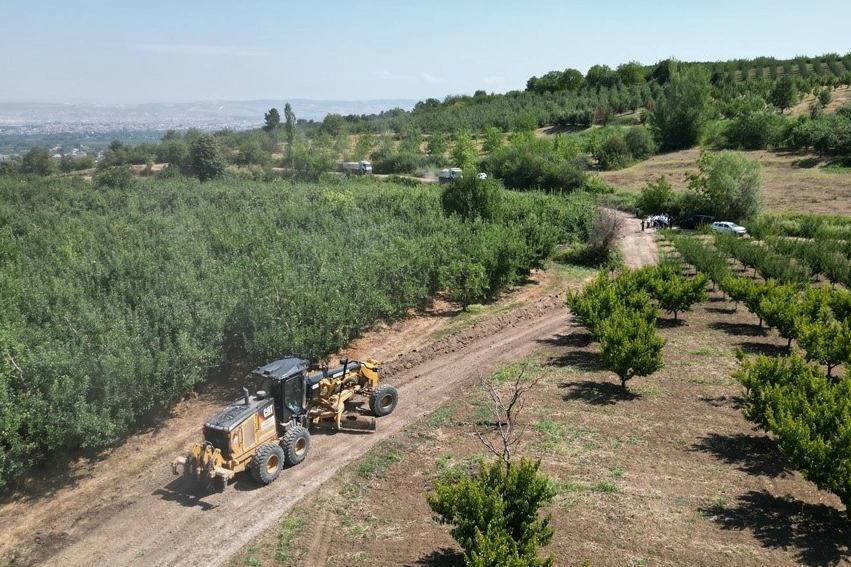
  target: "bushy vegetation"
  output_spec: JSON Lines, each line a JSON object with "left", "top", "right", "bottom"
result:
{"left": 0, "top": 175, "right": 596, "bottom": 488}
{"left": 736, "top": 352, "right": 851, "bottom": 518}
{"left": 428, "top": 458, "right": 555, "bottom": 567}
{"left": 566, "top": 269, "right": 670, "bottom": 388}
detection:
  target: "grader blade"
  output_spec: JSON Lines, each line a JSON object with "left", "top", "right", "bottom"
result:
{"left": 338, "top": 413, "right": 376, "bottom": 432}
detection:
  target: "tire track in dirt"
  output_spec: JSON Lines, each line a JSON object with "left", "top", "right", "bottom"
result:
{"left": 4, "top": 221, "right": 659, "bottom": 567}
{"left": 30, "top": 294, "right": 572, "bottom": 567}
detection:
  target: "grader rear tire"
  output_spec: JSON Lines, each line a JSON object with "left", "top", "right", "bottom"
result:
{"left": 369, "top": 384, "right": 398, "bottom": 417}
{"left": 281, "top": 426, "right": 311, "bottom": 466}
{"left": 250, "top": 443, "right": 285, "bottom": 485}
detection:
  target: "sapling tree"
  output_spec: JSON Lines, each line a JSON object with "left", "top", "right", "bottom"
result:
{"left": 721, "top": 275, "right": 753, "bottom": 312}
{"left": 755, "top": 280, "right": 803, "bottom": 348}
{"left": 796, "top": 314, "right": 851, "bottom": 378}
{"left": 736, "top": 352, "right": 851, "bottom": 518}
{"left": 643, "top": 263, "right": 709, "bottom": 321}
{"left": 597, "top": 305, "right": 666, "bottom": 389}
{"left": 427, "top": 366, "right": 555, "bottom": 566}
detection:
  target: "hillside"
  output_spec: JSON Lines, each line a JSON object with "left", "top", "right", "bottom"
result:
{"left": 600, "top": 148, "right": 851, "bottom": 216}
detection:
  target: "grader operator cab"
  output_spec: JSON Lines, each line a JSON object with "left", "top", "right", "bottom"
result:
{"left": 172, "top": 357, "right": 397, "bottom": 491}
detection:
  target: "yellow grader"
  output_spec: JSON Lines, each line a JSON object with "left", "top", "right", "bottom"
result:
{"left": 172, "top": 357, "right": 397, "bottom": 491}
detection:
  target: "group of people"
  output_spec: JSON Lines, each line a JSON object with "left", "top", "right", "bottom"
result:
{"left": 641, "top": 214, "right": 671, "bottom": 232}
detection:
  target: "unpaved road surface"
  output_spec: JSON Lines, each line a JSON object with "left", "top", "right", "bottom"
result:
{"left": 0, "top": 213, "right": 657, "bottom": 567}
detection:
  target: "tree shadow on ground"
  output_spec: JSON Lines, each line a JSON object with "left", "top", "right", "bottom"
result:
{"left": 705, "top": 305, "right": 738, "bottom": 314}
{"left": 709, "top": 321, "right": 768, "bottom": 337}
{"left": 701, "top": 490, "right": 850, "bottom": 567}
{"left": 558, "top": 380, "right": 639, "bottom": 405}
{"left": 547, "top": 350, "right": 604, "bottom": 373}
{"left": 692, "top": 433, "right": 788, "bottom": 477}
{"left": 794, "top": 157, "right": 822, "bottom": 169}
{"left": 656, "top": 316, "right": 686, "bottom": 329}
{"left": 411, "top": 548, "right": 464, "bottom": 567}
{"left": 699, "top": 394, "right": 745, "bottom": 410}
{"left": 538, "top": 330, "right": 594, "bottom": 348}
{"left": 736, "top": 341, "right": 790, "bottom": 358}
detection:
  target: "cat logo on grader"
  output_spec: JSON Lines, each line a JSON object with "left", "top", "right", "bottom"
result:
{"left": 172, "top": 357, "right": 398, "bottom": 491}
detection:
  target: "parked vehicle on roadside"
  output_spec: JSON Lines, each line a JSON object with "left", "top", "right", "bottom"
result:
{"left": 676, "top": 214, "right": 716, "bottom": 230}
{"left": 711, "top": 221, "right": 747, "bottom": 236}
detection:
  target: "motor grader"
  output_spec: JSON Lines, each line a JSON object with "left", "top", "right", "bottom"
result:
{"left": 172, "top": 357, "right": 398, "bottom": 491}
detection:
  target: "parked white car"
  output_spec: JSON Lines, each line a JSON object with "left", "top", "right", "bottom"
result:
{"left": 711, "top": 221, "right": 747, "bottom": 236}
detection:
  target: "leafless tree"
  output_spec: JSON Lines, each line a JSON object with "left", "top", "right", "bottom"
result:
{"left": 474, "top": 364, "right": 543, "bottom": 469}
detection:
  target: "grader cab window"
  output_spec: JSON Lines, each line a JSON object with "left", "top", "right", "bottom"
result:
{"left": 283, "top": 374, "right": 305, "bottom": 416}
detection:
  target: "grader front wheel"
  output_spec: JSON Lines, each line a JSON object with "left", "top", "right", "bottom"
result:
{"left": 250, "top": 443, "right": 285, "bottom": 485}
{"left": 370, "top": 384, "right": 398, "bottom": 417}
{"left": 281, "top": 426, "right": 311, "bottom": 466}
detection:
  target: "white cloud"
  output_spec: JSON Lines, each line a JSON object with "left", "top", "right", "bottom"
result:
{"left": 420, "top": 72, "right": 443, "bottom": 84}
{"left": 134, "top": 44, "right": 268, "bottom": 57}
{"left": 374, "top": 70, "right": 405, "bottom": 80}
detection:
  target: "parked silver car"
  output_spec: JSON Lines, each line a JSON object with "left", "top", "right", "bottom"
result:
{"left": 711, "top": 221, "right": 747, "bottom": 236}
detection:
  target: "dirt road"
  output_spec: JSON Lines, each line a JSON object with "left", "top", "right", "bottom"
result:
{"left": 0, "top": 212, "right": 657, "bottom": 567}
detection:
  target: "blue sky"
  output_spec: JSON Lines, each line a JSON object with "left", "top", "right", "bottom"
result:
{"left": 2, "top": 0, "right": 850, "bottom": 104}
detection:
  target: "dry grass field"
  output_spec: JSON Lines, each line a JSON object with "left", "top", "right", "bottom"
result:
{"left": 600, "top": 148, "right": 851, "bottom": 216}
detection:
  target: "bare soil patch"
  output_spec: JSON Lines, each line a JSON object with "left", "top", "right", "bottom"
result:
{"left": 790, "top": 86, "right": 851, "bottom": 117}
{"left": 229, "top": 244, "right": 851, "bottom": 567}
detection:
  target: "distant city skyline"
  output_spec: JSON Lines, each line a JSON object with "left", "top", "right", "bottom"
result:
{"left": 3, "top": 0, "right": 851, "bottom": 105}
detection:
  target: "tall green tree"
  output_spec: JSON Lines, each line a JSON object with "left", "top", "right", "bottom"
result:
{"left": 20, "top": 147, "right": 57, "bottom": 176}
{"left": 482, "top": 127, "right": 504, "bottom": 154}
{"left": 617, "top": 61, "right": 646, "bottom": 86}
{"left": 651, "top": 62, "right": 713, "bottom": 151}
{"left": 637, "top": 175, "right": 675, "bottom": 215}
{"left": 284, "top": 102, "right": 297, "bottom": 183}
{"left": 684, "top": 151, "right": 762, "bottom": 220}
{"left": 586, "top": 64, "right": 618, "bottom": 88}
{"left": 451, "top": 129, "right": 478, "bottom": 169}
{"left": 770, "top": 75, "right": 798, "bottom": 114}
{"left": 426, "top": 131, "right": 448, "bottom": 157}
{"left": 263, "top": 107, "right": 281, "bottom": 132}
{"left": 188, "top": 134, "right": 226, "bottom": 182}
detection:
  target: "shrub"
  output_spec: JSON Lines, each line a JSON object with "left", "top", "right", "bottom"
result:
{"left": 440, "top": 174, "right": 504, "bottom": 222}
{"left": 597, "top": 305, "right": 666, "bottom": 389}
{"left": 624, "top": 126, "right": 657, "bottom": 159}
{"left": 92, "top": 166, "right": 134, "bottom": 190}
{"left": 736, "top": 352, "right": 851, "bottom": 518}
{"left": 595, "top": 136, "right": 631, "bottom": 170}
{"left": 428, "top": 458, "right": 555, "bottom": 567}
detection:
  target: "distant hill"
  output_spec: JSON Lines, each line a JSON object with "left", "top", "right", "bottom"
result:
{"left": 0, "top": 99, "right": 419, "bottom": 136}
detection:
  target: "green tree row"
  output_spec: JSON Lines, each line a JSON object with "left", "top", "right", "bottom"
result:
{"left": 0, "top": 175, "right": 597, "bottom": 489}
{"left": 735, "top": 351, "right": 851, "bottom": 518}
{"left": 566, "top": 264, "right": 709, "bottom": 389}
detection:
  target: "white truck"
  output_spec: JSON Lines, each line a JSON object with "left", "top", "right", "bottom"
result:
{"left": 342, "top": 161, "right": 373, "bottom": 175}
{"left": 438, "top": 167, "right": 463, "bottom": 184}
